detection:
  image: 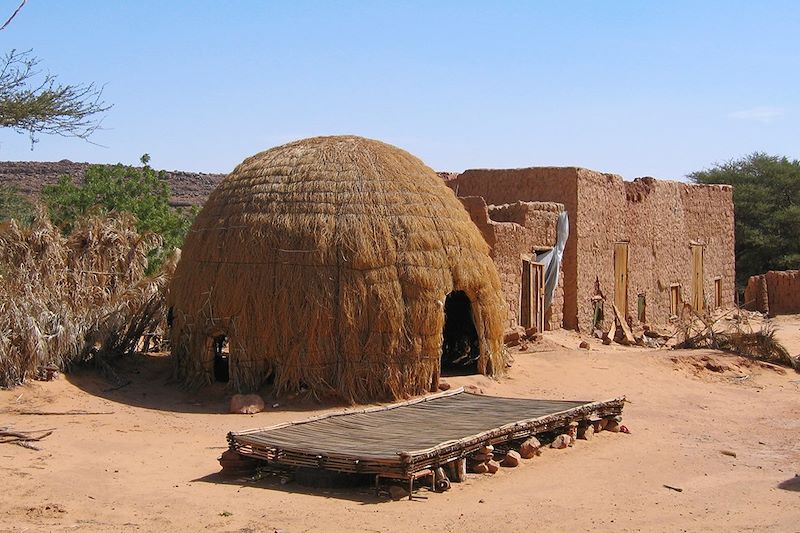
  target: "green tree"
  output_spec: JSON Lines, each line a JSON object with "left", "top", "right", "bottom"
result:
{"left": 0, "top": 49, "right": 110, "bottom": 145}
{"left": 42, "top": 155, "right": 196, "bottom": 271}
{"left": 0, "top": 183, "right": 34, "bottom": 226}
{"left": 689, "top": 152, "right": 800, "bottom": 287}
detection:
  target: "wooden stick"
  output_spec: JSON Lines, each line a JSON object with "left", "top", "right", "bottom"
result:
{"left": 612, "top": 304, "right": 635, "bottom": 344}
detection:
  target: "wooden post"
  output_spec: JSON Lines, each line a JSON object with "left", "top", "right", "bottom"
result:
{"left": 455, "top": 458, "right": 467, "bottom": 482}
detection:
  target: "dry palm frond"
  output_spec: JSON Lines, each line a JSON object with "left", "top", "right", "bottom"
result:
{"left": 717, "top": 324, "right": 798, "bottom": 370}
{"left": 169, "top": 136, "right": 508, "bottom": 402}
{"left": 0, "top": 212, "right": 174, "bottom": 387}
{"left": 674, "top": 305, "right": 799, "bottom": 371}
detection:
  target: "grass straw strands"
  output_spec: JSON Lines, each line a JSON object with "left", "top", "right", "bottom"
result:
{"left": 169, "top": 136, "right": 507, "bottom": 403}
{"left": 0, "top": 212, "right": 175, "bottom": 386}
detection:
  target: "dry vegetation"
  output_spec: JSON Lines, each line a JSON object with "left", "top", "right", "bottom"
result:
{"left": 0, "top": 212, "right": 176, "bottom": 387}
{"left": 674, "top": 306, "right": 800, "bottom": 371}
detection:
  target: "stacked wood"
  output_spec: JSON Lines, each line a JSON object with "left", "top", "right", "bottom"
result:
{"left": 610, "top": 304, "right": 636, "bottom": 345}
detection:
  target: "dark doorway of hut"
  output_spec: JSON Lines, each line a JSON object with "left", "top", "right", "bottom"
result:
{"left": 213, "top": 335, "right": 230, "bottom": 383}
{"left": 441, "top": 291, "right": 480, "bottom": 376}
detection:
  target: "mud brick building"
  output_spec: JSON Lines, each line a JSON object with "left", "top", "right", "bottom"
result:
{"left": 744, "top": 270, "right": 800, "bottom": 316}
{"left": 458, "top": 196, "right": 565, "bottom": 331}
{"left": 447, "top": 167, "right": 735, "bottom": 333}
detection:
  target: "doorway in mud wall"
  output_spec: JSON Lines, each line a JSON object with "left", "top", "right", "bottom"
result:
{"left": 212, "top": 334, "right": 229, "bottom": 382}
{"left": 441, "top": 291, "right": 480, "bottom": 375}
{"left": 614, "top": 242, "right": 629, "bottom": 317}
{"left": 691, "top": 244, "right": 705, "bottom": 313}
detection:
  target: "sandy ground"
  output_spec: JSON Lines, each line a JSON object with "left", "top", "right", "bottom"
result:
{"left": 2, "top": 318, "right": 799, "bottom": 532}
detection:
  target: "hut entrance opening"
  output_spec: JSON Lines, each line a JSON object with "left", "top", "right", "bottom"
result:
{"left": 212, "top": 334, "right": 230, "bottom": 383}
{"left": 441, "top": 291, "right": 480, "bottom": 375}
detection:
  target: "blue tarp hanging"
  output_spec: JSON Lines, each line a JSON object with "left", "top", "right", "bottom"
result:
{"left": 535, "top": 211, "right": 569, "bottom": 309}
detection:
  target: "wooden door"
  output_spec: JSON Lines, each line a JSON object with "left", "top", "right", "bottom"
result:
{"left": 520, "top": 259, "right": 546, "bottom": 332}
{"left": 691, "top": 244, "right": 705, "bottom": 312}
{"left": 614, "top": 242, "right": 629, "bottom": 318}
{"left": 533, "top": 262, "right": 545, "bottom": 333}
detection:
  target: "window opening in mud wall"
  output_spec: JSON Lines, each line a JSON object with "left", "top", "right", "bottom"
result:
{"left": 613, "top": 242, "right": 629, "bottom": 317}
{"left": 670, "top": 284, "right": 681, "bottom": 317}
{"left": 520, "top": 258, "right": 545, "bottom": 333}
{"left": 714, "top": 277, "right": 722, "bottom": 309}
{"left": 691, "top": 244, "right": 705, "bottom": 313}
{"left": 637, "top": 293, "right": 646, "bottom": 323}
{"left": 441, "top": 291, "right": 480, "bottom": 375}
{"left": 213, "top": 334, "right": 229, "bottom": 382}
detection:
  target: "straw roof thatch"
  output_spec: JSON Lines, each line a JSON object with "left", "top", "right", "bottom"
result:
{"left": 168, "top": 135, "right": 507, "bottom": 402}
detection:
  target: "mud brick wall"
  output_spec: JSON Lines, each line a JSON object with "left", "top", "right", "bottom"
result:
{"left": 459, "top": 197, "right": 564, "bottom": 330}
{"left": 449, "top": 168, "right": 735, "bottom": 333}
{"left": 450, "top": 168, "right": 579, "bottom": 328}
{"left": 745, "top": 271, "right": 800, "bottom": 315}
{"left": 577, "top": 173, "right": 734, "bottom": 331}
{"left": 744, "top": 275, "right": 769, "bottom": 313}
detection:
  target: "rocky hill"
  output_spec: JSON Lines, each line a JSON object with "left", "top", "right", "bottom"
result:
{"left": 0, "top": 160, "right": 226, "bottom": 207}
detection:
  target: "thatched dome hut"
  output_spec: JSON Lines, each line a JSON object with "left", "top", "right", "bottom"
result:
{"left": 168, "top": 135, "right": 507, "bottom": 402}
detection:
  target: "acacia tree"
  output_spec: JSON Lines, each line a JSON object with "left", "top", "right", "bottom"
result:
{"left": 689, "top": 153, "right": 800, "bottom": 287}
{"left": 0, "top": 49, "right": 110, "bottom": 145}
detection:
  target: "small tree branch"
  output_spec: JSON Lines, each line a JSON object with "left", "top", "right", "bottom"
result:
{"left": 0, "top": 0, "right": 27, "bottom": 31}
{"left": 0, "top": 49, "right": 111, "bottom": 145}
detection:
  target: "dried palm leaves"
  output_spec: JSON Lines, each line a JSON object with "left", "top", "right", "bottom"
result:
{"left": 0, "top": 212, "right": 176, "bottom": 387}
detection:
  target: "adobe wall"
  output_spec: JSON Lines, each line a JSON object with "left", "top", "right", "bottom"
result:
{"left": 743, "top": 274, "right": 769, "bottom": 313}
{"left": 745, "top": 271, "right": 800, "bottom": 315}
{"left": 575, "top": 172, "right": 735, "bottom": 331}
{"left": 449, "top": 168, "right": 579, "bottom": 328}
{"left": 458, "top": 196, "right": 564, "bottom": 331}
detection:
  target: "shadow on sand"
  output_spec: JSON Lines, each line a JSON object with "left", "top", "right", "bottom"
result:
{"left": 64, "top": 352, "right": 343, "bottom": 416}
{"left": 777, "top": 475, "right": 800, "bottom": 492}
{"left": 191, "top": 470, "right": 412, "bottom": 505}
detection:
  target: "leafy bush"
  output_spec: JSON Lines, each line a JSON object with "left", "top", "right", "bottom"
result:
{"left": 42, "top": 154, "right": 196, "bottom": 271}
{"left": 0, "top": 184, "right": 34, "bottom": 227}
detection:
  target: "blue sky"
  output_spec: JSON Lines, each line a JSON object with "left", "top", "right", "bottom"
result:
{"left": 0, "top": 1, "right": 798, "bottom": 180}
